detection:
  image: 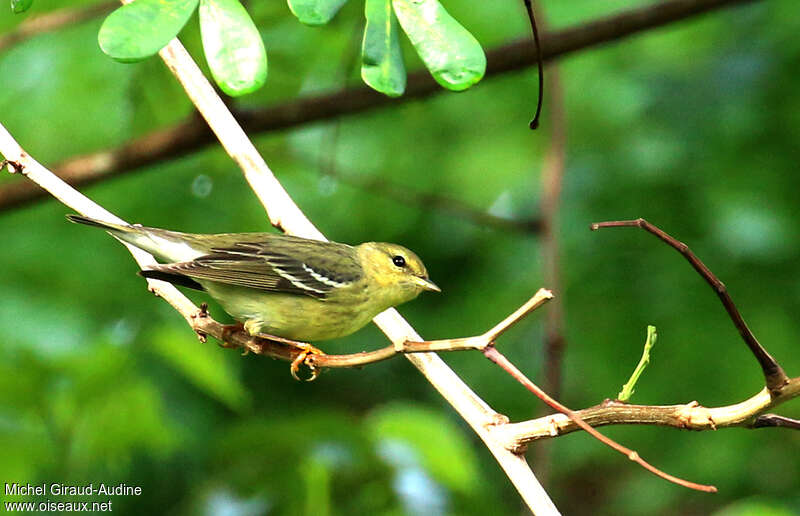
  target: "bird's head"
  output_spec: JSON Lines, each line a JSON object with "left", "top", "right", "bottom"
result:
{"left": 358, "top": 242, "right": 440, "bottom": 306}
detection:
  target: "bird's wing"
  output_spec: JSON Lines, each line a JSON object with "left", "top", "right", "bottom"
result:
{"left": 143, "top": 241, "right": 362, "bottom": 299}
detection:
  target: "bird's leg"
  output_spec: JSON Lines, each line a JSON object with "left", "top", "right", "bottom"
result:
{"left": 243, "top": 321, "right": 325, "bottom": 381}
{"left": 255, "top": 334, "right": 324, "bottom": 381}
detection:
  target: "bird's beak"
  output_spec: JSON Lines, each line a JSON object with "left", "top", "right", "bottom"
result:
{"left": 414, "top": 276, "right": 441, "bottom": 293}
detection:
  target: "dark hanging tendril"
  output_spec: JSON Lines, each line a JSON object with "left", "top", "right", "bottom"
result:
{"left": 523, "top": 0, "right": 544, "bottom": 130}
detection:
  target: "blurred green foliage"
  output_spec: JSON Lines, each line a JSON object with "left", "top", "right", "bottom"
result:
{"left": 1, "top": 0, "right": 799, "bottom": 514}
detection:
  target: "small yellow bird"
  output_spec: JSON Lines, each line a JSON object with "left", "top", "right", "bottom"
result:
{"left": 67, "top": 215, "right": 440, "bottom": 377}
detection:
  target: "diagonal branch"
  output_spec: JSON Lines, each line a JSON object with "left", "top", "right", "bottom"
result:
{"left": 590, "top": 218, "right": 789, "bottom": 393}
{"left": 0, "top": 0, "right": 759, "bottom": 213}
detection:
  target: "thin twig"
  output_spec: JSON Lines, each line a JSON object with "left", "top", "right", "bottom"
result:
{"left": 538, "top": 23, "right": 568, "bottom": 402}
{"left": 399, "top": 289, "right": 554, "bottom": 352}
{"left": 483, "top": 346, "right": 718, "bottom": 493}
{"left": 590, "top": 218, "right": 789, "bottom": 393}
{"left": 0, "top": 0, "right": 759, "bottom": 213}
{"left": 0, "top": 128, "right": 202, "bottom": 332}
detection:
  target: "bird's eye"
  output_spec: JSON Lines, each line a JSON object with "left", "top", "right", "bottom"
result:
{"left": 392, "top": 255, "right": 406, "bottom": 267}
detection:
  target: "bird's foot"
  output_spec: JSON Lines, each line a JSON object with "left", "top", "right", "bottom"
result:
{"left": 289, "top": 342, "right": 324, "bottom": 382}
{"left": 249, "top": 332, "right": 324, "bottom": 381}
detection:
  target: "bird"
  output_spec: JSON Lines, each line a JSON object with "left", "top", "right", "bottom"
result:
{"left": 66, "top": 214, "right": 440, "bottom": 379}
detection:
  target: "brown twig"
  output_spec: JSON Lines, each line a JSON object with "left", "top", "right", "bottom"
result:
{"left": 537, "top": 18, "right": 568, "bottom": 402}
{"left": 0, "top": 1, "right": 117, "bottom": 53}
{"left": 532, "top": 1, "right": 568, "bottom": 489}
{"left": 590, "top": 218, "right": 789, "bottom": 393}
{"left": 483, "top": 346, "right": 718, "bottom": 493}
{"left": 0, "top": 0, "right": 759, "bottom": 213}
{"left": 204, "top": 289, "right": 555, "bottom": 370}
{"left": 752, "top": 414, "right": 800, "bottom": 430}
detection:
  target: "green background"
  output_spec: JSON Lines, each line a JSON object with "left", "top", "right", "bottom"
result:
{"left": 1, "top": 0, "right": 798, "bottom": 514}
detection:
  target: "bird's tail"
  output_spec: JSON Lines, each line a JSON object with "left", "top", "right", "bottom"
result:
{"left": 66, "top": 214, "right": 131, "bottom": 233}
{"left": 66, "top": 214, "right": 199, "bottom": 262}
{"left": 66, "top": 214, "right": 155, "bottom": 252}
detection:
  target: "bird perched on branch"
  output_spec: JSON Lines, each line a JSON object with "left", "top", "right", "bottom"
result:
{"left": 67, "top": 215, "right": 440, "bottom": 379}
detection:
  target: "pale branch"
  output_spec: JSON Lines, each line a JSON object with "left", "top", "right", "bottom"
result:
{"left": 491, "top": 378, "right": 800, "bottom": 450}
{"left": 590, "top": 219, "right": 789, "bottom": 393}
{"left": 483, "top": 346, "right": 717, "bottom": 493}
{"left": 115, "top": 10, "right": 562, "bottom": 513}
{"left": 0, "top": 1, "right": 117, "bottom": 53}
{"left": 0, "top": 0, "right": 759, "bottom": 214}
{"left": 0, "top": 135, "right": 201, "bottom": 335}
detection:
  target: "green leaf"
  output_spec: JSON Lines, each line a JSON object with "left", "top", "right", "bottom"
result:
{"left": 287, "top": 0, "right": 347, "bottom": 26}
{"left": 392, "top": 0, "right": 485, "bottom": 91}
{"left": 361, "top": 0, "right": 406, "bottom": 97}
{"left": 366, "top": 403, "right": 481, "bottom": 492}
{"left": 199, "top": 0, "right": 267, "bottom": 96}
{"left": 11, "top": 0, "right": 32, "bottom": 14}
{"left": 98, "top": 0, "right": 200, "bottom": 63}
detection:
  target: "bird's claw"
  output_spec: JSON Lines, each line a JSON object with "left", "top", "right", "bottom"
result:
{"left": 290, "top": 343, "right": 325, "bottom": 382}
{"left": 220, "top": 325, "right": 325, "bottom": 381}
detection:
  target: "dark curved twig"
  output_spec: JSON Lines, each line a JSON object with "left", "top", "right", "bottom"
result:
{"left": 522, "top": 0, "right": 544, "bottom": 129}
{"left": 590, "top": 218, "right": 789, "bottom": 394}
